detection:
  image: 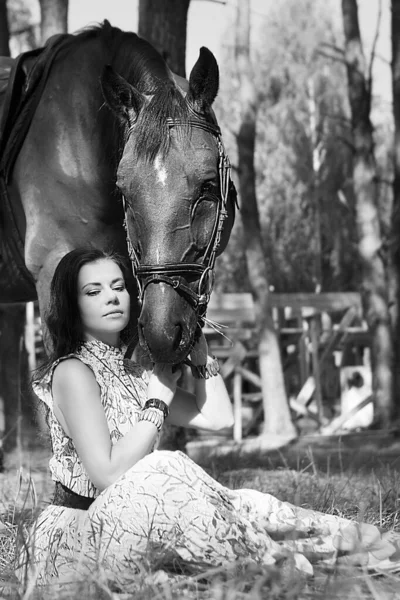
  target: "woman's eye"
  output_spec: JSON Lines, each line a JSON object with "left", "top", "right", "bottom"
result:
{"left": 113, "top": 286, "right": 126, "bottom": 292}
{"left": 87, "top": 290, "right": 100, "bottom": 297}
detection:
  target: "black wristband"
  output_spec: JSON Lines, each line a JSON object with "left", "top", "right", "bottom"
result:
{"left": 144, "top": 398, "right": 170, "bottom": 419}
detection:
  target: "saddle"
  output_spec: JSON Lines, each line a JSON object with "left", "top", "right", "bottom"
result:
{"left": 0, "top": 34, "right": 72, "bottom": 302}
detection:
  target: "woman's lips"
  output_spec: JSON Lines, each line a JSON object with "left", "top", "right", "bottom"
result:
{"left": 103, "top": 310, "right": 124, "bottom": 317}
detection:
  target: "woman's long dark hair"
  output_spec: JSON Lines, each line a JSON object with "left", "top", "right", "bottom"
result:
{"left": 36, "top": 247, "right": 136, "bottom": 380}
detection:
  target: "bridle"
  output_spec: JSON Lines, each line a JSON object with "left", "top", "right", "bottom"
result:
{"left": 121, "top": 116, "right": 233, "bottom": 322}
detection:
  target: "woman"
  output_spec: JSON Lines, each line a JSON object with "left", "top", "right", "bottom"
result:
{"left": 18, "top": 248, "right": 400, "bottom": 591}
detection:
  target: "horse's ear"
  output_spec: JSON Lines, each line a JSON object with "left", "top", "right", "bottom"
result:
{"left": 187, "top": 47, "right": 219, "bottom": 111}
{"left": 100, "top": 65, "right": 144, "bottom": 122}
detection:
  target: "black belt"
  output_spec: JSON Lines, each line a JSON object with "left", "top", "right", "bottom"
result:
{"left": 52, "top": 481, "right": 95, "bottom": 510}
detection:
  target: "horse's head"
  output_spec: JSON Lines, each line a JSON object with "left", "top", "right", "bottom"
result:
{"left": 101, "top": 47, "right": 236, "bottom": 363}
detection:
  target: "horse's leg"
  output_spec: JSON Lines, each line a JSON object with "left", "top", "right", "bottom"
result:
{"left": 0, "top": 304, "right": 28, "bottom": 461}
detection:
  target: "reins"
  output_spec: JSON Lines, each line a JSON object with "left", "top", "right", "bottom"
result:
{"left": 122, "top": 116, "right": 233, "bottom": 322}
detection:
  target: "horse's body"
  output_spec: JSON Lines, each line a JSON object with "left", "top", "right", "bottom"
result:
{"left": 0, "top": 22, "right": 235, "bottom": 364}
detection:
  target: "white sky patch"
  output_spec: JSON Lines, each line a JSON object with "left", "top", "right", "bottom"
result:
{"left": 154, "top": 155, "right": 168, "bottom": 187}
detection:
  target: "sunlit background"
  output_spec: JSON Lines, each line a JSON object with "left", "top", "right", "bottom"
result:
{"left": 11, "top": 0, "right": 392, "bottom": 113}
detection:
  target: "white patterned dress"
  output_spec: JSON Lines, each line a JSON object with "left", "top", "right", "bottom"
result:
{"left": 18, "top": 340, "right": 400, "bottom": 591}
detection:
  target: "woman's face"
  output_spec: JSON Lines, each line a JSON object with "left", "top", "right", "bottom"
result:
{"left": 77, "top": 258, "right": 130, "bottom": 346}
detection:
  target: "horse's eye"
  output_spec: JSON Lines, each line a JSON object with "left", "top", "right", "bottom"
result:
{"left": 199, "top": 181, "right": 219, "bottom": 198}
{"left": 191, "top": 187, "right": 219, "bottom": 250}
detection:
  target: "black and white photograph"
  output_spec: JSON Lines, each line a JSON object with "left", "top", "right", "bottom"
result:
{"left": 1, "top": 1, "right": 400, "bottom": 598}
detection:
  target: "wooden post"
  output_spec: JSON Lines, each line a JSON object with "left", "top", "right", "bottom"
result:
{"left": 309, "top": 315, "right": 324, "bottom": 425}
{"left": 16, "top": 335, "right": 23, "bottom": 466}
{"left": 233, "top": 370, "right": 242, "bottom": 442}
{"left": 25, "top": 302, "right": 36, "bottom": 373}
{"left": 297, "top": 318, "right": 308, "bottom": 387}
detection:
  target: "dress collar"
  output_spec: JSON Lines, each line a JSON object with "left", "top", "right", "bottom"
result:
{"left": 81, "top": 338, "right": 127, "bottom": 359}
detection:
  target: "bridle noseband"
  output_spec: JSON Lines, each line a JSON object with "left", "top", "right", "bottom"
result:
{"left": 122, "top": 117, "right": 233, "bottom": 321}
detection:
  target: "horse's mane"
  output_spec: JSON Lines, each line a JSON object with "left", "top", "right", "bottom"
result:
{"left": 71, "top": 21, "right": 190, "bottom": 161}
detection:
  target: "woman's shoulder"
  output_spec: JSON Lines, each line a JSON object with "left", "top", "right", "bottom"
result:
{"left": 32, "top": 353, "right": 88, "bottom": 408}
{"left": 52, "top": 356, "right": 96, "bottom": 384}
{"left": 52, "top": 358, "right": 100, "bottom": 412}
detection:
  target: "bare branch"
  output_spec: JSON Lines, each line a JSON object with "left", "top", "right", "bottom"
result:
{"left": 368, "top": 0, "right": 382, "bottom": 88}
{"left": 319, "top": 110, "right": 352, "bottom": 128}
{"left": 376, "top": 176, "right": 394, "bottom": 186}
{"left": 374, "top": 52, "right": 391, "bottom": 66}
{"left": 317, "top": 48, "right": 367, "bottom": 81}
{"left": 316, "top": 49, "right": 348, "bottom": 65}
{"left": 320, "top": 41, "right": 345, "bottom": 54}
{"left": 336, "top": 135, "right": 356, "bottom": 152}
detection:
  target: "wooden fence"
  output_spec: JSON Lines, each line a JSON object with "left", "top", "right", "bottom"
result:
{"left": 205, "top": 292, "right": 368, "bottom": 442}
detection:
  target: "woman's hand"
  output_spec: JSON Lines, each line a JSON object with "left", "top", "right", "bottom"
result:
{"left": 189, "top": 330, "right": 209, "bottom": 366}
{"left": 147, "top": 363, "right": 182, "bottom": 406}
{"left": 135, "top": 345, "right": 153, "bottom": 371}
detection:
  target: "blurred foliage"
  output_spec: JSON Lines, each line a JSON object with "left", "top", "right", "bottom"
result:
{"left": 7, "top": 0, "right": 39, "bottom": 54}
{"left": 214, "top": 0, "right": 393, "bottom": 294}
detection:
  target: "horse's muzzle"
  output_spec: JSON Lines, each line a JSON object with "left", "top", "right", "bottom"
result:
{"left": 138, "top": 283, "right": 198, "bottom": 363}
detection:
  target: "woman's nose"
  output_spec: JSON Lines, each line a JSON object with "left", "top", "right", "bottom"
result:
{"left": 106, "top": 289, "right": 119, "bottom": 303}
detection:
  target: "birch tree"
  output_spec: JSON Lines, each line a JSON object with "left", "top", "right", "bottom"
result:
{"left": 235, "top": 0, "right": 296, "bottom": 439}
{"left": 341, "top": 0, "right": 393, "bottom": 426}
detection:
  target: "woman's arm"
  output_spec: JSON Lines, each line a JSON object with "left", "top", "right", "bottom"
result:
{"left": 52, "top": 359, "right": 179, "bottom": 492}
{"left": 167, "top": 333, "right": 234, "bottom": 431}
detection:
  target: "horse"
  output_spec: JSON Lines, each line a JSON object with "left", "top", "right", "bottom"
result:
{"left": 0, "top": 21, "right": 236, "bottom": 372}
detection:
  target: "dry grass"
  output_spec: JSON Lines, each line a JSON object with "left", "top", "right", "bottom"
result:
{"left": 1, "top": 442, "right": 400, "bottom": 600}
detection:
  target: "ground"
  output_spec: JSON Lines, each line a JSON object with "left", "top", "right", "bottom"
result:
{"left": 1, "top": 427, "right": 400, "bottom": 599}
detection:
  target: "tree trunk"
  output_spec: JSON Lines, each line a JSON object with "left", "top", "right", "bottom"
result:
{"left": 307, "top": 77, "right": 323, "bottom": 291}
{"left": 0, "top": 0, "right": 10, "bottom": 56}
{"left": 138, "top": 0, "right": 190, "bottom": 77}
{"left": 235, "top": 0, "right": 296, "bottom": 439}
{"left": 342, "top": 0, "right": 393, "bottom": 427}
{"left": 391, "top": 0, "right": 400, "bottom": 418}
{"left": 38, "top": 0, "right": 68, "bottom": 46}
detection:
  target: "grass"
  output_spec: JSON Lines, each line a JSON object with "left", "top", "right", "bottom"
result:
{"left": 1, "top": 438, "right": 400, "bottom": 600}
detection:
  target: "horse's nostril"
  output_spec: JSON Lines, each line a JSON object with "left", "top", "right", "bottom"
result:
{"left": 172, "top": 325, "right": 183, "bottom": 351}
